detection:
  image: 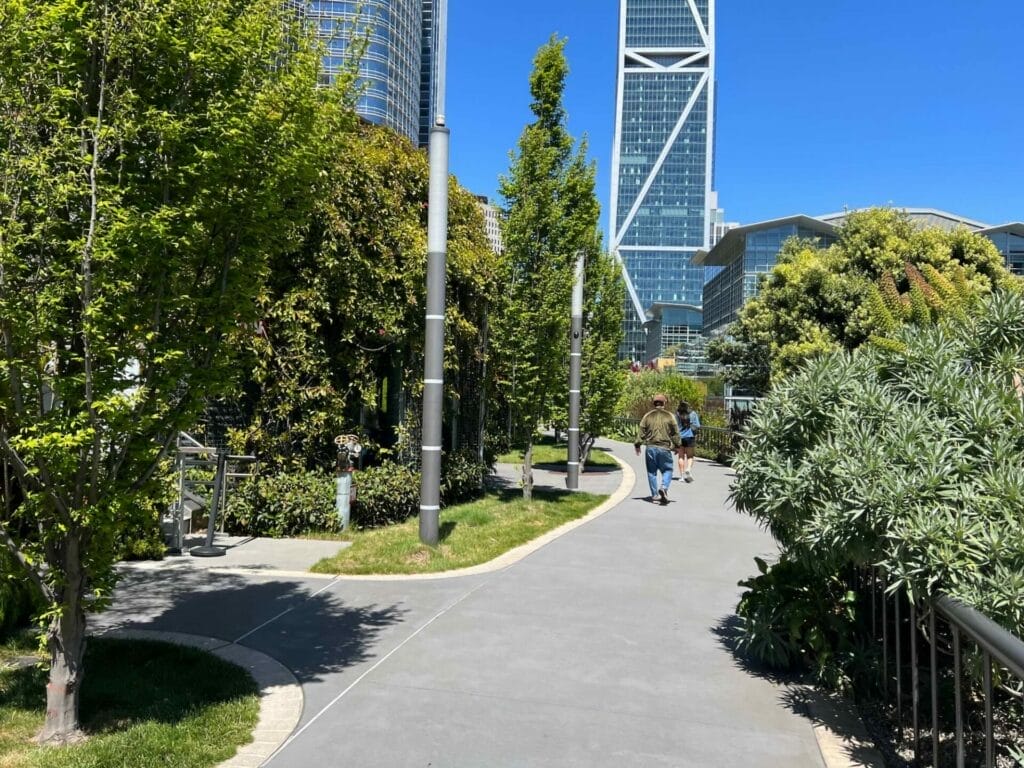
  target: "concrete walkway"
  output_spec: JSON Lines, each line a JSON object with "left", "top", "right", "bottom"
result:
{"left": 97, "top": 441, "right": 834, "bottom": 767}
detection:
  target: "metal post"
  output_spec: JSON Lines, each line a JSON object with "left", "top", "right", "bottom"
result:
{"left": 896, "top": 594, "right": 903, "bottom": 737}
{"left": 911, "top": 602, "right": 920, "bottom": 762}
{"left": 419, "top": 0, "right": 448, "bottom": 547}
{"left": 191, "top": 451, "right": 226, "bottom": 557}
{"left": 929, "top": 607, "right": 939, "bottom": 768}
{"left": 566, "top": 252, "right": 584, "bottom": 490}
{"left": 984, "top": 651, "right": 993, "bottom": 768}
{"left": 953, "top": 626, "right": 964, "bottom": 768}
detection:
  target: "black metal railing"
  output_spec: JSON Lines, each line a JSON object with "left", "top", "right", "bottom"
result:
{"left": 608, "top": 418, "right": 741, "bottom": 464}
{"left": 866, "top": 569, "right": 1024, "bottom": 766}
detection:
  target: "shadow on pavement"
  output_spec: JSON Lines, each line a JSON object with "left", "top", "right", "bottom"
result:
{"left": 97, "top": 569, "right": 407, "bottom": 685}
{"left": 713, "top": 614, "right": 885, "bottom": 767}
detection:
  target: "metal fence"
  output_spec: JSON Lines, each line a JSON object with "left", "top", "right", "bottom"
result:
{"left": 607, "top": 419, "right": 741, "bottom": 465}
{"left": 865, "top": 569, "right": 1024, "bottom": 766}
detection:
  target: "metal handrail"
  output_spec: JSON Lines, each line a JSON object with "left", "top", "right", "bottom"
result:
{"left": 869, "top": 571, "right": 1024, "bottom": 767}
{"left": 935, "top": 595, "right": 1024, "bottom": 680}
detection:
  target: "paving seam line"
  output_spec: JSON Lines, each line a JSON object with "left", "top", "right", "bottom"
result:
{"left": 95, "top": 628, "right": 302, "bottom": 768}
{"left": 260, "top": 577, "right": 492, "bottom": 765}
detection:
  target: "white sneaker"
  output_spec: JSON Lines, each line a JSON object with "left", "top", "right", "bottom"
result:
{"left": 684, "top": 470, "right": 693, "bottom": 483}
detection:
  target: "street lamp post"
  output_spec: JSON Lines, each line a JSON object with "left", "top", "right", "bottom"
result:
{"left": 419, "top": 0, "right": 448, "bottom": 546}
{"left": 566, "top": 252, "right": 584, "bottom": 490}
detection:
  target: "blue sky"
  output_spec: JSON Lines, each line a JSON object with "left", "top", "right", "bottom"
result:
{"left": 446, "top": 1, "right": 1024, "bottom": 240}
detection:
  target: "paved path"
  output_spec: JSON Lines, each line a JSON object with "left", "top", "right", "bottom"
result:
{"left": 97, "top": 441, "right": 827, "bottom": 767}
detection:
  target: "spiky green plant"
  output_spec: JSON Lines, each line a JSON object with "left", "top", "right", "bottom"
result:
{"left": 731, "top": 291, "right": 1024, "bottom": 688}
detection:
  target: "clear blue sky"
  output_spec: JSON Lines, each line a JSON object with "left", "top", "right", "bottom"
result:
{"left": 446, "top": 1, "right": 1024, "bottom": 239}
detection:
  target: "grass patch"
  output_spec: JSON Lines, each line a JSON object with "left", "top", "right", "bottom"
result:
{"left": 496, "top": 436, "right": 618, "bottom": 468}
{"left": 311, "top": 488, "right": 607, "bottom": 575}
{"left": 0, "top": 638, "right": 259, "bottom": 768}
{"left": 0, "top": 632, "right": 43, "bottom": 668}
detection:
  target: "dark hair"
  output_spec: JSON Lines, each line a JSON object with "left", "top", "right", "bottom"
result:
{"left": 677, "top": 401, "right": 690, "bottom": 413}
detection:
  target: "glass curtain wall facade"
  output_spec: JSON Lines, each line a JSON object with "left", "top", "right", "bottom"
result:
{"left": 982, "top": 229, "right": 1024, "bottom": 276}
{"left": 610, "top": 0, "right": 716, "bottom": 361}
{"left": 702, "top": 224, "right": 837, "bottom": 335}
{"left": 305, "top": 0, "right": 430, "bottom": 146}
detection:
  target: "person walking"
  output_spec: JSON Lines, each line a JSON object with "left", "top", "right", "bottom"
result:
{"left": 676, "top": 400, "right": 701, "bottom": 483}
{"left": 634, "top": 394, "right": 681, "bottom": 504}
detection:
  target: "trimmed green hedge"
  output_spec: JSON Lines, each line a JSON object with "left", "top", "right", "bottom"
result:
{"left": 224, "top": 451, "right": 489, "bottom": 536}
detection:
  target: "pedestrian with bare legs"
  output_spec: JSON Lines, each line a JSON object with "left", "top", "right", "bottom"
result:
{"left": 675, "top": 401, "right": 700, "bottom": 483}
{"left": 634, "top": 394, "right": 681, "bottom": 505}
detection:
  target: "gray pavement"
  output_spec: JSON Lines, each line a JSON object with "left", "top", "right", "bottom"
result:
{"left": 95, "top": 441, "right": 828, "bottom": 767}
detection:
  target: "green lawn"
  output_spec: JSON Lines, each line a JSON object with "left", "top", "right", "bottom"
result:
{"left": 495, "top": 439, "right": 618, "bottom": 468}
{"left": 0, "top": 638, "right": 258, "bottom": 768}
{"left": 311, "top": 488, "right": 607, "bottom": 575}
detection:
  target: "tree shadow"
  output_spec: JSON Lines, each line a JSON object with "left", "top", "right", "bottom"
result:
{"left": 91, "top": 568, "right": 407, "bottom": 686}
{"left": 713, "top": 614, "right": 885, "bottom": 766}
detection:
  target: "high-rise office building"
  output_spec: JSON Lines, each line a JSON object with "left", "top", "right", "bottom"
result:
{"left": 609, "top": 0, "right": 717, "bottom": 362}
{"left": 303, "top": 1, "right": 439, "bottom": 147}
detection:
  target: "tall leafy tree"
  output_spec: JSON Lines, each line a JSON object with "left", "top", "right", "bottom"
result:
{"left": 234, "top": 124, "right": 500, "bottom": 470}
{"left": 0, "top": 0, "right": 331, "bottom": 742}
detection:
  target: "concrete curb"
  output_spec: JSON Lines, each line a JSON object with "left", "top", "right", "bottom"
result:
{"left": 312, "top": 453, "right": 637, "bottom": 581}
{"left": 802, "top": 686, "right": 886, "bottom": 768}
{"left": 97, "top": 629, "right": 302, "bottom": 768}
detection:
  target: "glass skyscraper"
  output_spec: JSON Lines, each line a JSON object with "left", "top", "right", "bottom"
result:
{"left": 303, "top": 0, "right": 439, "bottom": 147}
{"left": 609, "top": 0, "right": 716, "bottom": 361}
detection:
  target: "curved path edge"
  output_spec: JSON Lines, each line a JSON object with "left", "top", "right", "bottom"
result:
{"left": 300, "top": 453, "right": 637, "bottom": 581}
{"left": 97, "top": 628, "right": 302, "bottom": 768}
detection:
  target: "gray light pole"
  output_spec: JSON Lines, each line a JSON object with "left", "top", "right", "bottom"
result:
{"left": 419, "top": 0, "right": 448, "bottom": 546}
{"left": 566, "top": 252, "right": 584, "bottom": 490}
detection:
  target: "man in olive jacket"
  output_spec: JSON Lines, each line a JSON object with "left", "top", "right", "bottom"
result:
{"left": 634, "top": 394, "right": 681, "bottom": 505}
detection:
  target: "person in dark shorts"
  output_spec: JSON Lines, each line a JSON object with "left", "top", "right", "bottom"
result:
{"left": 675, "top": 401, "right": 700, "bottom": 483}
{"left": 634, "top": 394, "right": 681, "bottom": 504}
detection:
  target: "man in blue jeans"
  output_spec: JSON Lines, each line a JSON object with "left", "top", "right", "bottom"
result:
{"left": 634, "top": 394, "right": 681, "bottom": 505}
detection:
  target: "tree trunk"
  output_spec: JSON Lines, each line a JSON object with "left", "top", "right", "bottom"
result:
{"left": 580, "top": 433, "right": 594, "bottom": 468}
{"left": 37, "top": 538, "right": 87, "bottom": 745}
{"left": 522, "top": 438, "right": 534, "bottom": 501}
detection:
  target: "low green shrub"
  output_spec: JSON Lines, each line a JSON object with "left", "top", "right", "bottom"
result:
{"left": 735, "top": 555, "right": 864, "bottom": 692}
{"left": 224, "top": 452, "right": 489, "bottom": 535}
{"left": 350, "top": 462, "right": 420, "bottom": 528}
{"left": 224, "top": 471, "right": 337, "bottom": 537}
{"left": 440, "top": 449, "right": 488, "bottom": 506}
{"left": 114, "top": 470, "right": 175, "bottom": 561}
{"left": 617, "top": 370, "right": 706, "bottom": 419}
{"left": 0, "top": 550, "right": 40, "bottom": 637}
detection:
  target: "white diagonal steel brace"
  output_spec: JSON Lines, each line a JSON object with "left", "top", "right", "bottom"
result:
{"left": 612, "top": 71, "right": 710, "bottom": 248}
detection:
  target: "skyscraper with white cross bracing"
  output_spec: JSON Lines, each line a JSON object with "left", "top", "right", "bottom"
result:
{"left": 609, "top": 0, "right": 716, "bottom": 361}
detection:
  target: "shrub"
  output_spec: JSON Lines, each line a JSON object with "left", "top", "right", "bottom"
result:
{"left": 0, "top": 550, "right": 41, "bottom": 637}
{"left": 350, "top": 462, "right": 420, "bottom": 528}
{"left": 440, "top": 449, "right": 488, "bottom": 506}
{"left": 115, "top": 467, "right": 175, "bottom": 561}
{"left": 224, "top": 452, "right": 490, "bottom": 535}
{"left": 617, "top": 370, "right": 706, "bottom": 419}
{"left": 731, "top": 291, "right": 1024, "bottom": 686}
{"left": 224, "top": 471, "right": 337, "bottom": 537}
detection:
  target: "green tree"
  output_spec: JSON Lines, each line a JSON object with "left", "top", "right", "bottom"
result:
{"left": 0, "top": 0, "right": 331, "bottom": 742}
{"left": 708, "top": 209, "right": 1015, "bottom": 393}
{"left": 578, "top": 250, "right": 625, "bottom": 463}
{"left": 493, "top": 36, "right": 599, "bottom": 498}
{"left": 233, "top": 124, "right": 499, "bottom": 470}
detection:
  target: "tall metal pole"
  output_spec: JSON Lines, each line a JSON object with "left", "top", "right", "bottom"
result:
{"left": 566, "top": 253, "right": 584, "bottom": 490}
{"left": 419, "top": 0, "right": 448, "bottom": 546}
